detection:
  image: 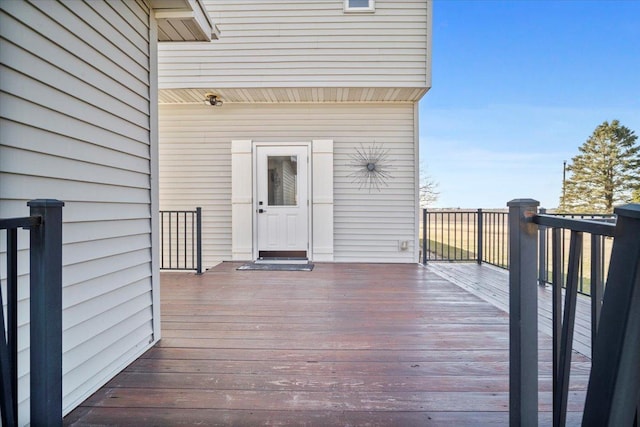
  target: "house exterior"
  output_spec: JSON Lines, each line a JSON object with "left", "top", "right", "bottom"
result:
{"left": 0, "top": 0, "right": 214, "bottom": 423}
{"left": 158, "top": 0, "right": 432, "bottom": 265}
{"left": 1, "top": 0, "right": 430, "bottom": 423}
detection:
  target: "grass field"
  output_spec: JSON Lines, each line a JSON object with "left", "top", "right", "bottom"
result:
{"left": 420, "top": 210, "right": 614, "bottom": 296}
{"left": 420, "top": 238, "right": 475, "bottom": 261}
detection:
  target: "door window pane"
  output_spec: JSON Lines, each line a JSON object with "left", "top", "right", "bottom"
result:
{"left": 267, "top": 156, "right": 298, "bottom": 206}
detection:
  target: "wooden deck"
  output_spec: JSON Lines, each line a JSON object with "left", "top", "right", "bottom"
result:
{"left": 427, "top": 262, "right": 594, "bottom": 357}
{"left": 64, "top": 262, "right": 590, "bottom": 426}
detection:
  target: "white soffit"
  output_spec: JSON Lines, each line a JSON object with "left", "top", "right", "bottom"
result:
{"left": 151, "top": 0, "right": 219, "bottom": 42}
{"left": 158, "top": 87, "right": 428, "bottom": 104}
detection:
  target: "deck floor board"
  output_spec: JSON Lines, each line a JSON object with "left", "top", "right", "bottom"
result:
{"left": 426, "top": 262, "right": 593, "bottom": 357}
{"left": 64, "top": 262, "right": 588, "bottom": 426}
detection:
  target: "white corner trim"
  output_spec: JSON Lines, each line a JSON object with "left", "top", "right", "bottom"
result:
{"left": 426, "top": 0, "right": 433, "bottom": 88}
{"left": 148, "top": 11, "right": 161, "bottom": 343}
{"left": 413, "top": 103, "right": 420, "bottom": 263}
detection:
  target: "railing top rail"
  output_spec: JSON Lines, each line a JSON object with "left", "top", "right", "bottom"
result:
{"left": 160, "top": 209, "right": 198, "bottom": 213}
{"left": 0, "top": 216, "right": 42, "bottom": 230}
{"left": 422, "top": 209, "right": 479, "bottom": 213}
{"left": 422, "top": 208, "right": 507, "bottom": 213}
{"left": 533, "top": 214, "right": 616, "bottom": 237}
{"left": 545, "top": 213, "right": 616, "bottom": 218}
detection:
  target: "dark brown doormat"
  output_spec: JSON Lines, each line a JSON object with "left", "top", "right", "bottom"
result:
{"left": 237, "top": 263, "right": 314, "bottom": 271}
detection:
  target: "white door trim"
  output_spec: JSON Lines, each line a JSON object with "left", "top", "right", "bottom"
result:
{"left": 252, "top": 142, "right": 312, "bottom": 261}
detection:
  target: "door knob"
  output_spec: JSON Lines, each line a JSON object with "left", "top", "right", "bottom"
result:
{"left": 258, "top": 209, "right": 267, "bottom": 213}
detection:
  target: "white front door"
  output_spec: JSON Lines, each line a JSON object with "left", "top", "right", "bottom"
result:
{"left": 255, "top": 145, "right": 309, "bottom": 259}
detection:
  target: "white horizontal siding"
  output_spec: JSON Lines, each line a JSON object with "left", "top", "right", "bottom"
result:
{"left": 0, "top": 0, "right": 155, "bottom": 423}
{"left": 158, "top": 0, "right": 429, "bottom": 90}
{"left": 159, "top": 102, "right": 417, "bottom": 265}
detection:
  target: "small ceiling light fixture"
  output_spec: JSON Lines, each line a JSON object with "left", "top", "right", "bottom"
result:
{"left": 204, "top": 93, "right": 223, "bottom": 106}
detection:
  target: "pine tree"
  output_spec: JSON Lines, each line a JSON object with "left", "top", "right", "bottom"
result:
{"left": 559, "top": 120, "right": 640, "bottom": 213}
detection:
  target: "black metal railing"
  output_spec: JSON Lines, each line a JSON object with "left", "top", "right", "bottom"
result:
{"left": 482, "top": 209, "right": 509, "bottom": 268}
{"left": 421, "top": 208, "right": 509, "bottom": 268}
{"left": 160, "top": 208, "right": 202, "bottom": 274}
{"left": 422, "top": 209, "right": 479, "bottom": 263}
{"left": 421, "top": 208, "right": 615, "bottom": 297}
{"left": 537, "top": 210, "right": 615, "bottom": 296}
{"left": 1, "top": 199, "right": 64, "bottom": 427}
{"left": 508, "top": 199, "right": 640, "bottom": 427}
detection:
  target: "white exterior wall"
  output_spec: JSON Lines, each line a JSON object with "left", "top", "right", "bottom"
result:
{"left": 0, "top": 0, "right": 159, "bottom": 422}
{"left": 159, "top": 102, "right": 417, "bottom": 265}
{"left": 158, "top": 0, "right": 429, "bottom": 90}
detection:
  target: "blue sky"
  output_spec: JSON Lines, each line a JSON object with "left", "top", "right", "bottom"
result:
{"left": 419, "top": 0, "right": 640, "bottom": 209}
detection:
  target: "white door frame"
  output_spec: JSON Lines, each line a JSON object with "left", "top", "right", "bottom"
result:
{"left": 252, "top": 142, "right": 312, "bottom": 261}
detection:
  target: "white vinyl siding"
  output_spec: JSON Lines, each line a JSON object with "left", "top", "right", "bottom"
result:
{"left": 159, "top": 102, "right": 416, "bottom": 265}
{"left": 0, "top": 0, "right": 156, "bottom": 422}
{"left": 158, "top": 0, "right": 429, "bottom": 90}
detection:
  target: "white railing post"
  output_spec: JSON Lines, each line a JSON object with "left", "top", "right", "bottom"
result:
{"left": 508, "top": 198, "right": 539, "bottom": 427}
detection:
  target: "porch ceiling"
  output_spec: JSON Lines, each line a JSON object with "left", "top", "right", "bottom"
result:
{"left": 158, "top": 87, "right": 428, "bottom": 104}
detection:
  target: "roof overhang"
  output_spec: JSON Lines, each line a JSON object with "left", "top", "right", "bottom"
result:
{"left": 150, "top": 0, "right": 219, "bottom": 42}
{"left": 159, "top": 87, "right": 429, "bottom": 104}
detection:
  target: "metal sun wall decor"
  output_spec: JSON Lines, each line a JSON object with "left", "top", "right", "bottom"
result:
{"left": 348, "top": 143, "right": 394, "bottom": 192}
